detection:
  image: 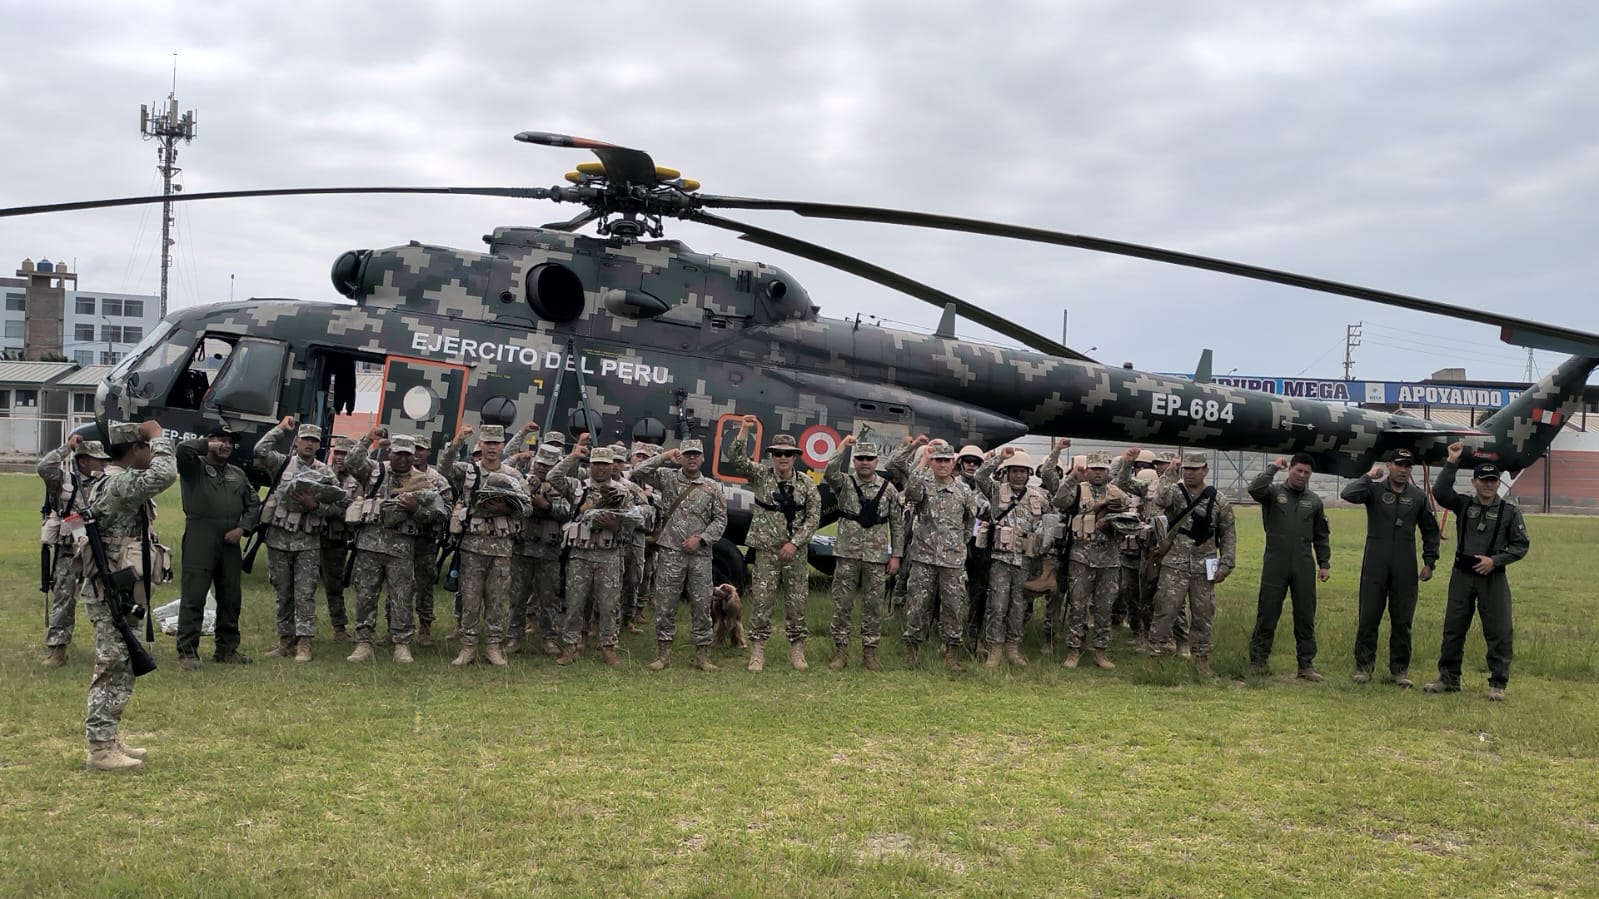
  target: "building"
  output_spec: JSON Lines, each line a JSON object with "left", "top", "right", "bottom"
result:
{"left": 1, "top": 258, "right": 161, "bottom": 366}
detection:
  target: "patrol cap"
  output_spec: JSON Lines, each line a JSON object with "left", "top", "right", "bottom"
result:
{"left": 296, "top": 424, "right": 322, "bottom": 441}
{"left": 1133, "top": 468, "right": 1158, "bottom": 485}
{"left": 1158, "top": 451, "right": 1180, "bottom": 464}
{"left": 958, "top": 444, "right": 984, "bottom": 462}
{"left": 630, "top": 441, "right": 653, "bottom": 457}
{"left": 106, "top": 421, "right": 143, "bottom": 445}
{"left": 1002, "top": 450, "right": 1036, "bottom": 471}
{"left": 851, "top": 442, "right": 880, "bottom": 459}
{"left": 1085, "top": 452, "right": 1111, "bottom": 469}
{"left": 679, "top": 438, "right": 704, "bottom": 454}
{"left": 542, "top": 432, "right": 567, "bottom": 447}
{"left": 590, "top": 445, "right": 618, "bottom": 464}
{"left": 389, "top": 435, "right": 417, "bottom": 454}
{"left": 928, "top": 441, "right": 957, "bottom": 459}
{"left": 1180, "top": 452, "right": 1209, "bottom": 469}
{"left": 330, "top": 436, "right": 355, "bottom": 452}
{"left": 534, "top": 446, "right": 562, "bottom": 467}
{"left": 1472, "top": 462, "right": 1501, "bottom": 480}
{"left": 206, "top": 424, "right": 236, "bottom": 441}
{"left": 413, "top": 436, "right": 431, "bottom": 452}
{"left": 1136, "top": 449, "right": 1156, "bottom": 464}
{"left": 478, "top": 425, "right": 505, "bottom": 444}
{"left": 767, "top": 433, "right": 799, "bottom": 452}
{"left": 75, "top": 439, "right": 111, "bottom": 460}
{"left": 1387, "top": 448, "right": 1416, "bottom": 464}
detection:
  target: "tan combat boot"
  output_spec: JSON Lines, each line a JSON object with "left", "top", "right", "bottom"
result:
{"left": 1194, "top": 655, "right": 1215, "bottom": 677}
{"left": 392, "top": 644, "right": 414, "bottom": 664}
{"left": 483, "top": 643, "right": 509, "bottom": 667}
{"left": 346, "top": 642, "right": 375, "bottom": 663}
{"left": 790, "top": 642, "right": 809, "bottom": 671}
{"left": 117, "top": 739, "right": 149, "bottom": 761}
{"left": 504, "top": 638, "right": 523, "bottom": 655}
{"left": 331, "top": 625, "right": 352, "bottom": 643}
{"left": 41, "top": 646, "right": 67, "bottom": 668}
{"left": 417, "top": 623, "right": 434, "bottom": 647}
{"left": 554, "top": 644, "right": 580, "bottom": 666}
{"left": 746, "top": 641, "right": 766, "bottom": 673}
{"left": 542, "top": 639, "right": 561, "bottom": 657}
{"left": 86, "top": 741, "right": 142, "bottom": 772}
{"left": 1022, "top": 557, "right": 1058, "bottom": 593}
{"left": 599, "top": 645, "right": 619, "bottom": 667}
{"left": 904, "top": 642, "right": 919, "bottom": 668}
{"left": 828, "top": 644, "right": 848, "bottom": 671}
{"left": 1063, "top": 649, "right": 1081, "bottom": 669}
{"left": 646, "top": 641, "right": 672, "bottom": 671}
{"left": 1091, "top": 649, "right": 1116, "bottom": 670}
{"left": 983, "top": 643, "right": 1002, "bottom": 668}
{"left": 861, "top": 646, "right": 882, "bottom": 671}
{"left": 1005, "top": 643, "right": 1028, "bottom": 667}
{"left": 693, "top": 646, "right": 718, "bottom": 672}
{"left": 264, "top": 635, "right": 295, "bottom": 658}
{"left": 943, "top": 644, "right": 963, "bottom": 672}
{"left": 452, "top": 644, "right": 479, "bottom": 667}
{"left": 293, "top": 637, "right": 313, "bottom": 663}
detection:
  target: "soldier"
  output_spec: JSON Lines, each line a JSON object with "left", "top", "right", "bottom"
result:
{"left": 1028, "top": 437, "right": 1072, "bottom": 649}
{"left": 254, "top": 417, "right": 347, "bottom": 662}
{"left": 619, "top": 442, "right": 659, "bottom": 634}
{"left": 81, "top": 419, "right": 174, "bottom": 771}
{"left": 344, "top": 431, "right": 449, "bottom": 664}
{"left": 1247, "top": 453, "right": 1331, "bottom": 681}
{"left": 973, "top": 447, "right": 1048, "bottom": 667}
{"left": 38, "top": 433, "right": 109, "bottom": 667}
{"left": 1425, "top": 443, "right": 1530, "bottom": 701}
{"left": 632, "top": 438, "right": 728, "bottom": 671}
{"left": 1052, "top": 452, "right": 1129, "bottom": 670}
{"left": 441, "top": 424, "right": 531, "bottom": 667}
{"left": 174, "top": 425, "right": 261, "bottom": 670}
{"left": 318, "top": 436, "right": 359, "bottom": 642}
{"left": 956, "top": 443, "right": 991, "bottom": 653}
{"left": 509, "top": 444, "right": 571, "bottom": 656}
{"left": 822, "top": 435, "right": 901, "bottom": 671}
{"left": 548, "top": 442, "right": 645, "bottom": 666}
{"left": 1146, "top": 452, "right": 1235, "bottom": 675}
{"left": 898, "top": 440, "right": 979, "bottom": 670}
{"left": 728, "top": 416, "right": 821, "bottom": 672}
{"left": 409, "top": 435, "right": 452, "bottom": 646}
{"left": 1341, "top": 448, "right": 1441, "bottom": 686}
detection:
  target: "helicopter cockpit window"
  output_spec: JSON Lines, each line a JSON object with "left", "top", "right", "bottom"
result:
{"left": 205, "top": 338, "right": 286, "bottom": 418}
{"left": 121, "top": 323, "right": 197, "bottom": 401}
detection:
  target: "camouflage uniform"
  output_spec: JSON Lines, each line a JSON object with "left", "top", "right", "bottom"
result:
{"left": 973, "top": 454, "right": 1049, "bottom": 648}
{"left": 618, "top": 471, "right": 656, "bottom": 629}
{"left": 897, "top": 454, "right": 979, "bottom": 648}
{"left": 822, "top": 445, "right": 900, "bottom": 649}
{"left": 632, "top": 445, "right": 728, "bottom": 648}
{"left": 1147, "top": 460, "right": 1236, "bottom": 659}
{"left": 318, "top": 442, "right": 361, "bottom": 634}
{"left": 1035, "top": 444, "right": 1070, "bottom": 643}
{"left": 346, "top": 436, "right": 448, "bottom": 646}
{"left": 442, "top": 434, "right": 531, "bottom": 649}
{"left": 411, "top": 446, "right": 452, "bottom": 636}
{"left": 511, "top": 453, "right": 571, "bottom": 651}
{"left": 1052, "top": 461, "right": 1128, "bottom": 653}
{"left": 38, "top": 441, "right": 105, "bottom": 652}
{"left": 83, "top": 431, "right": 176, "bottom": 748}
{"left": 255, "top": 423, "right": 347, "bottom": 641}
{"left": 727, "top": 431, "right": 820, "bottom": 646}
{"left": 548, "top": 448, "right": 646, "bottom": 650}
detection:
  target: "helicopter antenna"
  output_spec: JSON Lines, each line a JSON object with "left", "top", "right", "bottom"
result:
{"left": 139, "top": 55, "right": 197, "bottom": 319}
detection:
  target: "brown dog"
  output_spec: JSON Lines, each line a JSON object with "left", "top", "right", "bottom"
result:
{"left": 712, "top": 584, "right": 747, "bottom": 649}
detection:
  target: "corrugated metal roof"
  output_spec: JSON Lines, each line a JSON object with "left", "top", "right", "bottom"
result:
{"left": 53, "top": 365, "right": 113, "bottom": 389}
{"left": 0, "top": 361, "right": 78, "bottom": 385}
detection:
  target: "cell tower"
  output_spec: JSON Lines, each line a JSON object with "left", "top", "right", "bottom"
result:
{"left": 139, "top": 56, "right": 196, "bottom": 320}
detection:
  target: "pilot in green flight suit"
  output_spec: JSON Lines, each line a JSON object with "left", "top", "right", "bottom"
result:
{"left": 1247, "top": 452, "right": 1331, "bottom": 680}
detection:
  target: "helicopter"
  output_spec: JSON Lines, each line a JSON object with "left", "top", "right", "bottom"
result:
{"left": 5, "top": 130, "right": 1597, "bottom": 587}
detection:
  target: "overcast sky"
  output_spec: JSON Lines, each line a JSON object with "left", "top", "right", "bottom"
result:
{"left": 2, "top": 0, "right": 1595, "bottom": 384}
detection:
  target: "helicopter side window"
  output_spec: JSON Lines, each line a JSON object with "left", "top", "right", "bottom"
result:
{"left": 120, "top": 323, "right": 196, "bottom": 402}
{"left": 205, "top": 338, "right": 287, "bottom": 418}
{"left": 164, "top": 336, "right": 235, "bottom": 410}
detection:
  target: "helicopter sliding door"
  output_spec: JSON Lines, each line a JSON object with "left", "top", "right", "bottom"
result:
{"left": 379, "top": 357, "right": 468, "bottom": 452}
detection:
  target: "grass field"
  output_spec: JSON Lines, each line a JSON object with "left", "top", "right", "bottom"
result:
{"left": 1, "top": 472, "right": 1596, "bottom": 897}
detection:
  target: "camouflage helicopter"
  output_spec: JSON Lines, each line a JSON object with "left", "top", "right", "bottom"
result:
{"left": 6, "top": 130, "right": 1598, "bottom": 586}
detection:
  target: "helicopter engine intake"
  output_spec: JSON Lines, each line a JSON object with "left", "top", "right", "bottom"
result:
{"left": 526, "top": 262, "right": 585, "bottom": 322}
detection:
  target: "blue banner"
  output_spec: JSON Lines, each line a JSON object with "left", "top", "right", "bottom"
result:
{"left": 1168, "top": 375, "right": 1522, "bottom": 409}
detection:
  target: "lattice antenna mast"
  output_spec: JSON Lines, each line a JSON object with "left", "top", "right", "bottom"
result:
{"left": 139, "top": 54, "right": 197, "bottom": 319}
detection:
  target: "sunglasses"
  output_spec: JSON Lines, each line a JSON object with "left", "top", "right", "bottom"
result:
{"left": 853, "top": 455, "right": 877, "bottom": 461}
{"left": 771, "top": 450, "right": 799, "bottom": 458}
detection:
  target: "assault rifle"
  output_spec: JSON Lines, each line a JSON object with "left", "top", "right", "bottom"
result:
{"left": 76, "top": 512, "right": 157, "bottom": 677}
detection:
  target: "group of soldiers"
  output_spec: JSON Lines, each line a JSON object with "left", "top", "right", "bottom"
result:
{"left": 38, "top": 414, "right": 1530, "bottom": 772}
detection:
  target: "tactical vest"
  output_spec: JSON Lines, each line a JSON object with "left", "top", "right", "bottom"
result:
{"left": 263, "top": 459, "right": 329, "bottom": 534}
{"left": 449, "top": 464, "right": 522, "bottom": 538}
{"left": 838, "top": 476, "right": 890, "bottom": 529}
{"left": 41, "top": 463, "right": 90, "bottom": 546}
{"left": 562, "top": 480, "right": 621, "bottom": 550}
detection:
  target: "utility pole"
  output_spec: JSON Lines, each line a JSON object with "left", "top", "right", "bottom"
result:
{"left": 1524, "top": 348, "right": 1536, "bottom": 382}
{"left": 1343, "top": 322, "right": 1362, "bottom": 380}
{"left": 139, "top": 54, "right": 197, "bottom": 320}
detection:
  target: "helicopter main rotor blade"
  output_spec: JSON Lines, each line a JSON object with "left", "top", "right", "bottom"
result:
{"left": 542, "top": 208, "right": 603, "bottom": 232}
{"left": 697, "top": 196, "right": 1599, "bottom": 354}
{"left": 515, "top": 131, "right": 659, "bottom": 188}
{"left": 0, "top": 186, "right": 557, "bottom": 219}
{"left": 690, "top": 211, "right": 1092, "bottom": 361}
